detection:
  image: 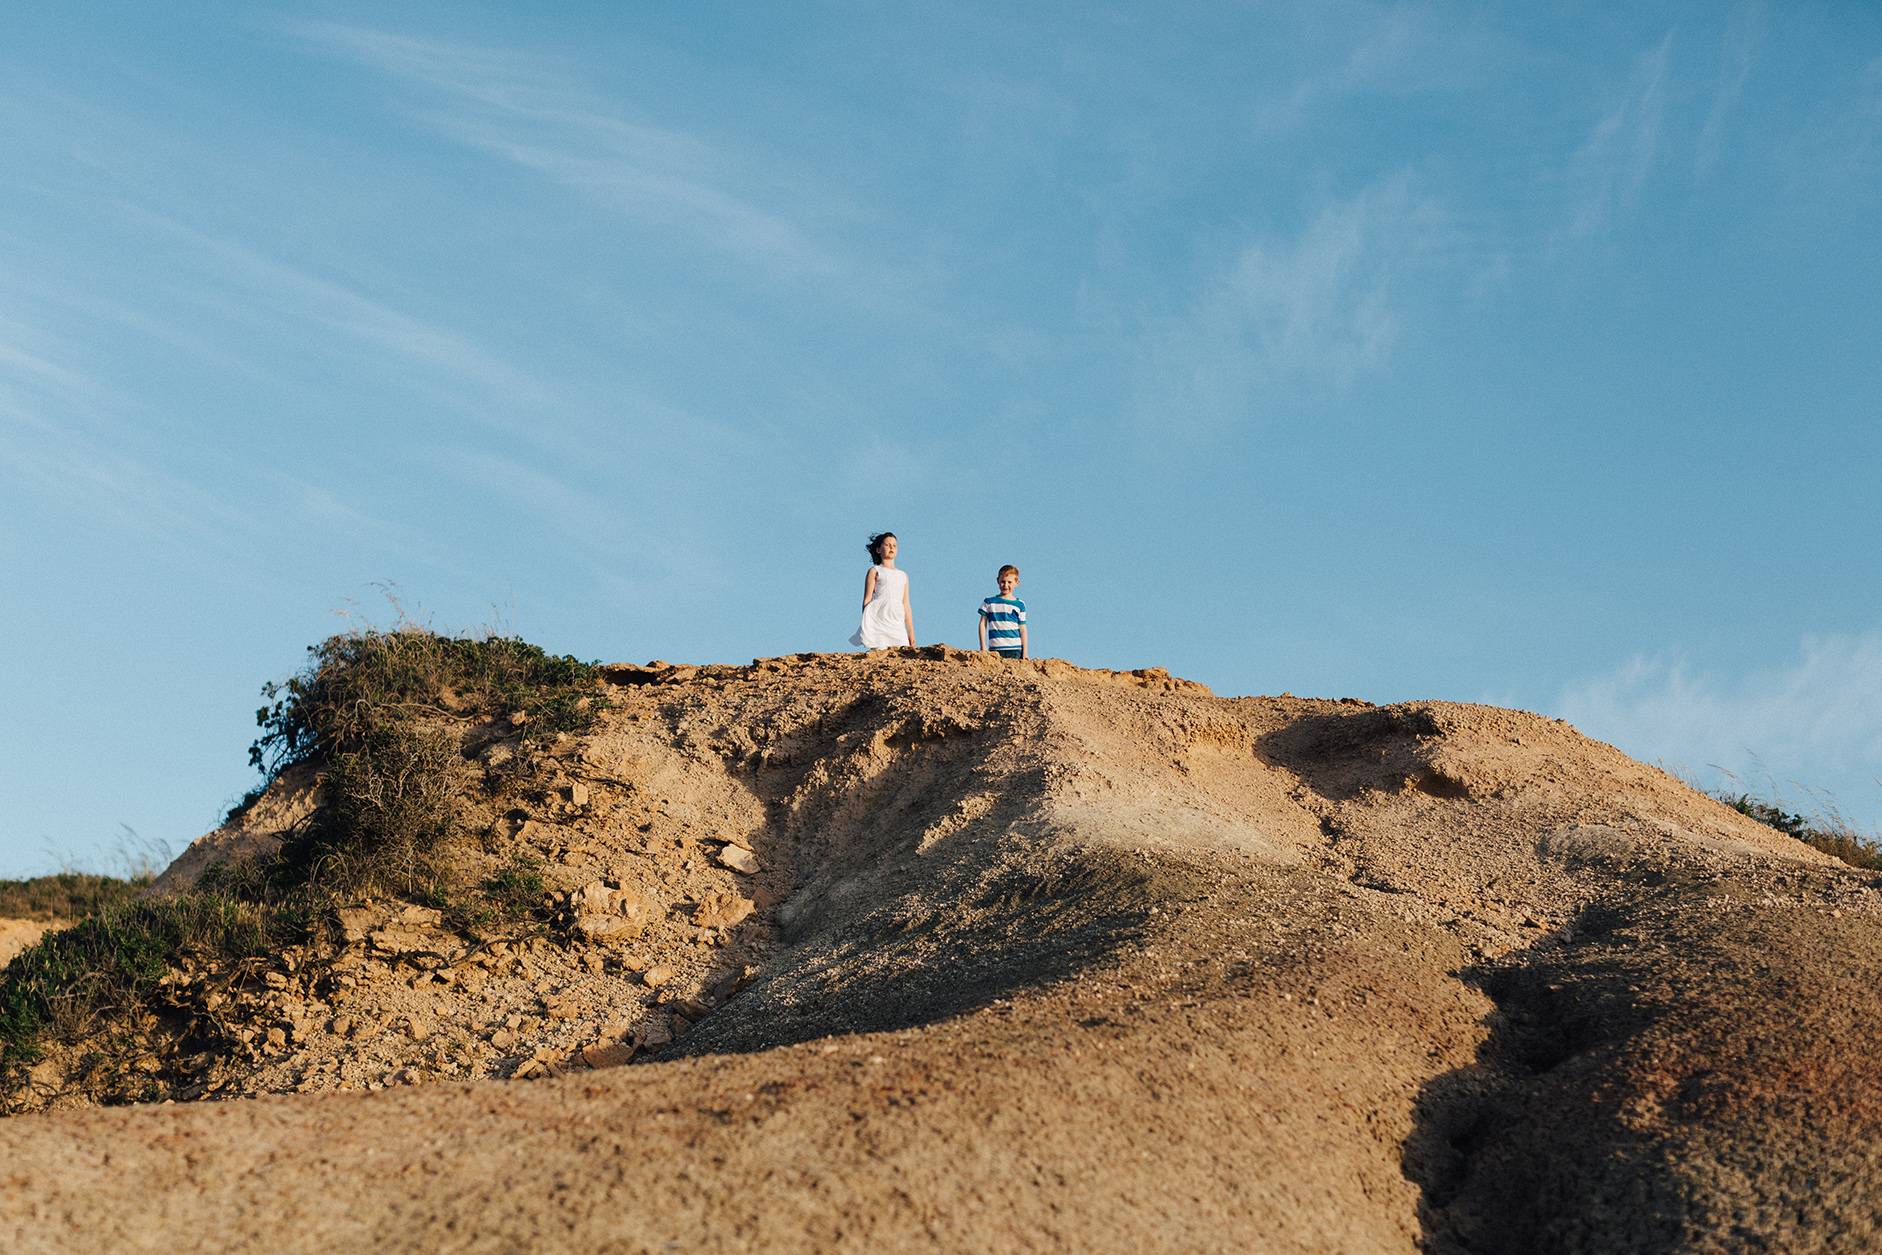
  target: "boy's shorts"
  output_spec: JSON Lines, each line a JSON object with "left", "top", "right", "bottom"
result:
{"left": 994, "top": 648, "right": 1023, "bottom": 659}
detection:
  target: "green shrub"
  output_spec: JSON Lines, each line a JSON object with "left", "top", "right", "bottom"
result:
{"left": 481, "top": 855, "right": 549, "bottom": 920}
{"left": 0, "top": 893, "right": 298, "bottom": 1067}
{"left": 249, "top": 628, "right": 606, "bottom": 777}
{"left": 228, "top": 626, "right": 609, "bottom": 903}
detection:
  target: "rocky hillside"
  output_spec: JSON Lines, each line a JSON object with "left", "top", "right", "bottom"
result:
{"left": 3, "top": 644, "right": 1879, "bottom": 1254}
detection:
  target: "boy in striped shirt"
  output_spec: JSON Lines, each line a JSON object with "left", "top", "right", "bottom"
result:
{"left": 978, "top": 565, "right": 1028, "bottom": 659}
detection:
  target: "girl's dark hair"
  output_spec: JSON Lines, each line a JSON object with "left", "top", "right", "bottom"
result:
{"left": 866, "top": 532, "right": 897, "bottom": 562}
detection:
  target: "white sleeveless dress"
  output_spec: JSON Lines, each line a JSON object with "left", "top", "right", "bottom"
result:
{"left": 849, "top": 565, "right": 909, "bottom": 649}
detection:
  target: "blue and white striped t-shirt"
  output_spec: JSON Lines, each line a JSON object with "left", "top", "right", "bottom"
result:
{"left": 979, "top": 596, "right": 1026, "bottom": 650}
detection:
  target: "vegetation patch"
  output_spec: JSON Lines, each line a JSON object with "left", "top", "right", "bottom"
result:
{"left": 0, "top": 894, "right": 297, "bottom": 1069}
{"left": 250, "top": 628, "right": 607, "bottom": 777}
{"left": 0, "top": 874, "right": 148, "bottom": 924}
{"left": 1723, "top": 794, "right": 1882, "bottom": 871}
{"left": 2, "top": 624, "right": 609, "bottom": 1109}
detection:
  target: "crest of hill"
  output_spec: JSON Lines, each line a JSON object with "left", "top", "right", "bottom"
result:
{"left": 6, "top": 643, "right": 1880, "bottom": 1255}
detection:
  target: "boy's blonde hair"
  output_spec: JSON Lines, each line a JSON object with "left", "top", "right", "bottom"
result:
{"left": 997, "top": 564, "right": 1019, "bottom": 580}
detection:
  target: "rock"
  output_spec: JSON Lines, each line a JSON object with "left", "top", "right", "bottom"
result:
{"left": 331, "top": 1016, "right": 354, "bottom": 1038}
{"left": 397, "top": 905, "right": 444, "bottom": 927}
{"left": 643, "top": 966, "right": 675, "bottom": 988}
{"left": 639, "top": 1023, "right": 672, "bottom": 1048}
{"left": 573, "top": 882, "right": 615, "bottom": 914}
{"left": 489, "top": 1029, "right": 516, "bottom": 1050}
{"left": 131, "top": 1055, "right": 162, "bottom": 1074}
{"left": 335, "top": 908, "right": 378, "bottom": 943}
{"left": 264, "top": 1028, "right": 287, "bottom": 1050}
{"left": 405, "top": 1020, "right": 430, "bottom": 1041}
{"left": 580, "top": 1043, "right": 636, "bottom": 1070}
{"left": 671, "top": 1015, "right": 694, "bottom": 1036}
{"left": 675, "top": 998, "right": 710, "bottom": 1020}
{"left": 575, "top": 914, "right": 637, "bottom": 942}
{"left": 570, "top": 783, "right": 590, "bottom": 806}
{"left": 717, "top": 845, "right": 759, "bottom": 875}
{"left": 508, "top": 711, "right": 528, "bottom": 727}
{"left": 694, "top": 892, "right": 755, "bottom": 928}
{"left": 711, "top": 966, "right": 758, "bottom": 1003}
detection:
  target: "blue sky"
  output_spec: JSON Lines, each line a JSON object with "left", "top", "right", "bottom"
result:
{"left": 3, "top": 2, "right": 1880, "bottom": 877}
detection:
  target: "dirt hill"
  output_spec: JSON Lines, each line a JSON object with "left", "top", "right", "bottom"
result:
{"left": 3, "top": 646, "right": 1879, "bottom": 1254}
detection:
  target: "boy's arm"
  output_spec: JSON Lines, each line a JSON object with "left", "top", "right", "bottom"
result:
{"left": 978, "top": 606, "right": 988, "bottom": 650}
{"left": 1019, "top": 624, "right": 1028, "bottom": 659}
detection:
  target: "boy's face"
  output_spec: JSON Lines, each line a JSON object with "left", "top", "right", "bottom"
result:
{"left": 997, "top": 571, "right": 1018, "bottom": 596}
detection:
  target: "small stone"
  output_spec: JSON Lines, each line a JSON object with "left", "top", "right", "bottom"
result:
{"left": 509, "top": 711, "right": 529, "bottom": 727}
{"left": 675, "top": 997, "right": 710, "bottom": 1020}
{"left": 265, "top": 1028, "right": 287, "bottom": 1050}
{"left": 671, "top": 1015, "right": 695, "bottom": 1036}
{"left": 570, "top": 783, "right": 590, "bottom": 806}
{"left": 331, "top": 1016, "right": 354, "bottom": 1038}
{"left": 717, "top": 846, "right": 759, "bottom": 875}
{"left": 693, "top": 892, "right": 755, "bottom": 929}
{"left": 639, "top": 1024, "right": 672, "bottom": 1048}
{"left": 490, "top": 1029, "right": 516, "bottom": 1049}
{"left": 643, "top": 966, "right": 675, "bottom": 988}
{"left": 405, "top": 1020, "right": 431, "bottom": 1041}
{"left": 581, "top": 1043, "right": 636, "bottom": 1070}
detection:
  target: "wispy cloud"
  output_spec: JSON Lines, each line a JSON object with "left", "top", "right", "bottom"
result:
{"left": 1559, "top": 32, "right": 1673, "bottom": 239}
{"left": 1251, "top": 3, "right": 1498, "bottom": 137}
{"left": 124, "top": 209, "right": 560, "bottom": 417}
{"left": 1135, "top": 175, "right": 1443, "bottom": 432}
{"left": 0, "top": 304, "right": 254, "bottom": 549}
{"left": 1555, "top": 634, "right": 1882, "bottom": 821}
{"left": 1696, "top": 4, "right": 1760, "bottom": 178}
{"left": 287, "top": 22, "right": 834, "bottom": 282}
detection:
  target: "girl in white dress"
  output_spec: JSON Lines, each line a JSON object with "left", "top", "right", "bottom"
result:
{"left": 849, "top": 531, "right": 916, "bottom": 650}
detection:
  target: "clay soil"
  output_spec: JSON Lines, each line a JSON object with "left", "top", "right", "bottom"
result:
{"left": 4, "top": 647, "right": 1880, "bottom": 1254}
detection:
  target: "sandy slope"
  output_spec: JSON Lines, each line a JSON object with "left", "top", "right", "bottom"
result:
{"left": 4, "top": 647, "right": 1879, "bottom": 1254}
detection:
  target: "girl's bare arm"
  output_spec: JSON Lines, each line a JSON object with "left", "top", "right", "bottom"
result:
{"left": 903, "top": 583, "right": 915, "bottom": 646}
{"left": 862, "top": 567, "right": 878, "bottom": 611}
